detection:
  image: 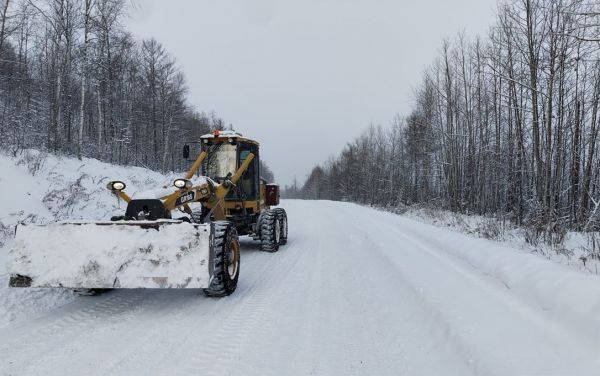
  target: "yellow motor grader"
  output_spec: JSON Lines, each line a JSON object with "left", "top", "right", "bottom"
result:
{"left": 8, "top": 130, "right": 287, "bottom": 297}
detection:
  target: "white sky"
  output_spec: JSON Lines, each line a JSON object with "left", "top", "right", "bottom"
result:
{"left": 127, "top": 0, "right": 497, "bottom": 186}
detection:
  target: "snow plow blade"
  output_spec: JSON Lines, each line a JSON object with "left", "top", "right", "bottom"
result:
{"left": 7, "top": 220, "right": 213, "bottom": 289}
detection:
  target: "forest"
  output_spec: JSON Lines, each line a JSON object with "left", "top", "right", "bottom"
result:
{"left": 0, "top": 0, "right": 231, "bottom": 173}
{"left": 291, "top": 0, "right": 600, "bottom": 231}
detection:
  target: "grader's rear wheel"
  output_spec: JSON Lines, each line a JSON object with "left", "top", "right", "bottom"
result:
{"left": 274, "top": 208, "right": 288, "bottom": 246}
{"left": 259, "top": 210, "right": 280, "bottom": 253}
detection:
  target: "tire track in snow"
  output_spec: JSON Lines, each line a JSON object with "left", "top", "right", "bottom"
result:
{"left": 100, "top": 238, "right": 303, "bottom": 375}
{"left": 334, "top": 210, "right": 481, "bottom": 375}
{"left": 0, "top": 291, "right": 147, "bottom": 348}
{"left": 343, "top": 214, "right": 490, "bottom": 375}
{"left": 34, "top": 290, "right": 208, "bottom": 375}
{"left": 97, "top": 292, "right": 223, "bottom": 375}
{"left": 82, "top": 243, "right": 283, "bottom": 373}
{"left": 232, "top": 202, "right": 475, "bottom": 376}
{"left": 248, "top": 223, "right": 325, "bottom": 375}
{"left": 153, "top": 238, "right": 305, "bottom": 376}
{"left": 0, "top": 291, "right": 160, "bottom": 375}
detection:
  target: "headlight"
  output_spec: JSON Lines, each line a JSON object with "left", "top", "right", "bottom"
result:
{"left": 174, "top": 179, "right": 191, "bottom": 189}
{"left": 107, "top": 181, "right": 126, "bottom": 191}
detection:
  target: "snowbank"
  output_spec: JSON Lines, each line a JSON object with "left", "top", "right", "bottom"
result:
{"left": 402, "top": 206, "right": 599, "bottom": 274}
{"left": 368, "top": 206, "right": 600, "bottom": 343}
{"left": 442, "top": 236, "right": 600, "bottom": 340}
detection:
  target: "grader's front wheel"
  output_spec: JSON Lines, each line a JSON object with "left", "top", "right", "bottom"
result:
{"left": 204, "top": 221, "right": 240, "bottom": 297}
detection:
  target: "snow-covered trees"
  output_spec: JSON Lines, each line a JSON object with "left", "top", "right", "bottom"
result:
{"left": 297, "top": 0, "right": 600, "bottom": 230}
{"left": 0, "top": 0, "right": 224, "bottom": 171}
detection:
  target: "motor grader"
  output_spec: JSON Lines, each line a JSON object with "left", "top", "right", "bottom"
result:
{"left": 8, "top": 130, "right": 288, "bottom": 297}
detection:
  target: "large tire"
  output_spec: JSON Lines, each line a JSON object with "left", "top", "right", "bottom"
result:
{"left": 259, "top": 210, "right": 280, "bottom": 252}
{"left": 274, "top": 208, "right": 288, "bottom": 246}
{"left": 204, "top": 221, "right": 240, "bottom": 297}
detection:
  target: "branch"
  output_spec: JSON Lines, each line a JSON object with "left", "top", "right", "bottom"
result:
{"left": 562, "top": 33, "right": 600, "bottom": 43}
{"left": 482, "top": 63, "right": 550, "bottom": 100}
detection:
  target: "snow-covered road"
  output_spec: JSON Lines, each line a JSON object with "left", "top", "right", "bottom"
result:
{"left": 1, "top": 200, "right": 599, "bottom": 375}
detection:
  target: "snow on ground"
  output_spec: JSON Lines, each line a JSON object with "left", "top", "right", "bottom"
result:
{"left": 1, "top": 199, "right": 600, "bottom": 375}
{"left": 2, "top": 152, "right": 600, "bottom": 374}
{"left": 0, "top": 150, "right": 179, "bottom": 327}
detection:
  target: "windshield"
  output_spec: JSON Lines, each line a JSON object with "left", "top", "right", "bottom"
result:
{"left": 204, "top": 143, "right": 237, "bottom": 178}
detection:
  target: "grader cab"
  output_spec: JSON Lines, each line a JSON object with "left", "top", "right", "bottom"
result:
{"left": 189, "top": 130, "right": 286, "bottom": 245}
{"left": 8, "top": 130, "right": 288, "bottom": 297}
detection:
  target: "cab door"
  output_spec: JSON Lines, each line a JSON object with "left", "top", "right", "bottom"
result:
{"left": 237, "top": 143, "right": 259, "bottom": 202}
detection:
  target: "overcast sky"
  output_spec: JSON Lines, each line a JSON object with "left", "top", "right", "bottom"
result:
{"left": 127, "top": 0, "right": 497, "bottom": 186}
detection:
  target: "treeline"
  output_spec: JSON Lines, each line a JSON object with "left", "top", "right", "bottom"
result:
{"left": 0, "top": 0, "right": 225, "bottom": 172}
{"left": 292, "top": 0, "right": 600, "bottom": 230}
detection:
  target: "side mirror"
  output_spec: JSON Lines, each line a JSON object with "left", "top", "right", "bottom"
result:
{"left": 183, "top": 144, "right": 190, "bottom": 159}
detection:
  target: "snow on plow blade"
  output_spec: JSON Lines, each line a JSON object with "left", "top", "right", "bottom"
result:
{"left": 7, "top": 220, "right": 212, "bottom": 289}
